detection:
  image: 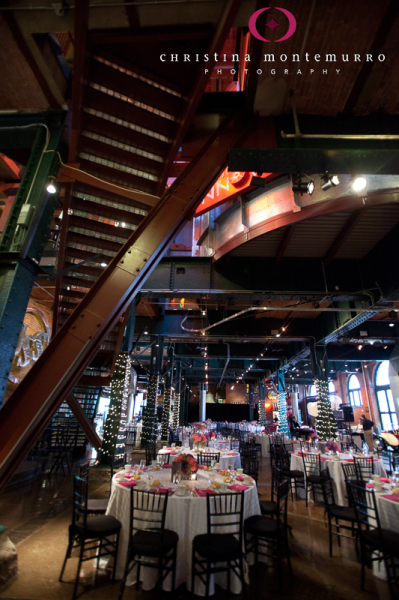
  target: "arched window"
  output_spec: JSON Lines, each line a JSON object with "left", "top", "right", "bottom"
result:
{"left": 309, "top": 385, "right": 317, "bottom": 397}
{"left": 328, "top": 381, "right": 335, "bottom": 394}
{"left": 348, "top": 375, "right": 362, "bottom": 408}
{"left": 375, "top": 361, "right": 398, "bottom": 431}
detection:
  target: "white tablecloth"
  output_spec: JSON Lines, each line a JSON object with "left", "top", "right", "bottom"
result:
{"left": 106, "top": 469, "right": 260, "bottom": 595}
{"left": 158, "top": 448, "right": 241, "bottom": 470}
{"left": 373, "top": 492, "right": 399, "bottom": 580}
{"left": 290, "top": 453, "right": 386, "bottom": 505}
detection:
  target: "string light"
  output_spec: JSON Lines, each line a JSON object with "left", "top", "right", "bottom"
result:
{"left": 141, "top": 372, "right": 159, "bottom": 447}
{"left": 99, "top": 354, "right": 130, "bottom": 461}
{"left": 161, "top": 369, "right": 172, "bottom": 442}
{"left": 278, "top": 389, "right": 290, "bottom": 437}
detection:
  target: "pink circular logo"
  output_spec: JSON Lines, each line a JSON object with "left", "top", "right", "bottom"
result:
{"left": 248, "top": 7, "right": 297, "bottom": 43}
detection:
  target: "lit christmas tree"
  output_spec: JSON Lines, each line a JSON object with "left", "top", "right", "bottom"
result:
{"left": 98, "top": 354, "right": 130, "bottom": 463}
{"left": 315, "top": 378, "right": 338, "bottom": 440}
{"left": 258, "top": 382, "right": 267, "bottom": 427}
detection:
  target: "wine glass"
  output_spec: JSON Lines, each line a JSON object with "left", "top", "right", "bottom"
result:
{"left": 140, "top": 459, "right": 146, "bottom": 471}
{"left": 147, "top": 472, "right": 153, "bottom": 488}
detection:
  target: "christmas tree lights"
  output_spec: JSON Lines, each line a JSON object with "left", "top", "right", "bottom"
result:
{"left": 161, "top": 383, "right": 171, "bottom": 442}
{"left": 315, "top": 378, "right": 338, "bottom": 441}
{"left": 278, "top": 391, "right": 290, "bottom": 437}
{"left": 172, "top": 392, "right": 180, "bottom": 431}
{"left": 140, "top": 373, "right": 159, "bottom": 448}
{"left": 99, "top": 354, "right": 130, "bottom": 463}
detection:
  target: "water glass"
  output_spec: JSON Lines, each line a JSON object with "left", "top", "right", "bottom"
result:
{"left": 140, "top": 459, "right": 146, "bottom": 470}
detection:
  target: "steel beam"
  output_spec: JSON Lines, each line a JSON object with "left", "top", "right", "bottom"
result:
{"left": 214, "top": 191, "right": 399, "bottom": 261}
{"left": 66, "top": 393, "right": 102, "bottom": 450}
{"left": 69, "top": 0, "right": 89, "bottom": 162}
{"left": 275, "top": 225, "right": 296, "bottom": 265}
{"left": 323, "top": 209, "right": 366, "bottom": 266}
{"left": 228, "top": 147, "right": 399, "bottom": 175}
{"left": 157, "top": 0, "right": 243, "bottom": 195}
{"left": 0, "top": 109, "right": 251, "bottom": 490}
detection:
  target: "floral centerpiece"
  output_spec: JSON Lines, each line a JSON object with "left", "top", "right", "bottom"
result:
{"left": 192, "top": 433, "right": 207, "bottom": 451}
{"left": 309, "top": 432, "right": 318, "bottom": 442}
{"left": 209, "top": 431, "right": 217, "bottom": 439}
{"left": 325, "top": 440, "right": 340, "bottom": 454}
{"left": 175, "top": 453, "right": 197, "bottom": 479}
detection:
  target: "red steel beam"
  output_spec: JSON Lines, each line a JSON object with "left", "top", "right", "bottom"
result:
{"left": 156, "top": 0, "right": 244, "bottom": 195}
{"left": 66, "top": 394, "right": 102, "bottom": 450}
{"left": 58, "top": 164, "right": 158, "bottom": 208}
{"left": 0, "top": 109, "right": 251, "bottom": 491}
{"left": 275, "top": 225, "right": 296, "bottom": 265}
{"left": 213, "top": 190, "right": 399, "bottom": 261}
{"left": 69, "top": 0, "right": 89, "bottom": 162}
{"left": 323, "top": 208, "right": 366, "bottom": 266}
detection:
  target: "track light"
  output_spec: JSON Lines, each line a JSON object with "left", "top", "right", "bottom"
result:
{"left": 351, "top": 176, "right": 367, "bottom": 192}
{"left": 46, "top": 178, "right": 57, "bottom": 194}
{"left": 250, "top": 175, "right": 268, "bottom": 188}
{"left": 101, "top": 262, "right": 107, "bottom": 267}
{"left": 292, "top": 176, "right": 314, "bottom": 196}
{"left": 321, "top": 173, "right": 340, "bottom": 191}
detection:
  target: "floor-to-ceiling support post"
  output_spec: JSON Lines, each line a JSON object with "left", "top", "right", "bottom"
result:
{"left": 199, "top": 383, "right": 207, "bottom": 423}
{"left": 141, "top": 336, "right": 164, "bottom": 447}
{"left": 278, "top": 369, "right": 290, "bottom": 437}
{"left": 173, "top": 361, "right": 181, "bottom": 432}
{"left": 0, "top": 111, "right": 66, "bottom": 408}
{"left": 161, "top": 345, "right": 174, "bottom": 441}
{"left": 258, "top": 380, "right": 267, "bottom": 427}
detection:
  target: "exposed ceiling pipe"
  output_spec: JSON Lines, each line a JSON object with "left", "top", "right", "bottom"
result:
{"left": 281, "top": 132, "right": 399, "bottom": 140}
{"left": 218, "top": 343, "right": 230, "bottom": 387}
{"left": 181, "top": 305, "right": 394, "bottom": 335}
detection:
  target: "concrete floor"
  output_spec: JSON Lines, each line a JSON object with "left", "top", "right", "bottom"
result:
{"left": 0, "top": 455, "right": 392, "bottom": 600}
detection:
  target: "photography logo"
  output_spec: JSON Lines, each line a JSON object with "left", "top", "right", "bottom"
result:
{"left": 249, "top": 7, "right": 297, "bottom": 42}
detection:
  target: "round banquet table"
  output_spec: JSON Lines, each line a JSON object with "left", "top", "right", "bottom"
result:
{"left": 290, "top": 452, "right": 387, "bottom": 505}
{"left": 373, "top": 490, "right": 399, "bottom": 580}
{"left": 159, "top": 448, "right": 241, "bottom": 470}
{"left": 106, "top": 468, "right": 260, "bottom": 595}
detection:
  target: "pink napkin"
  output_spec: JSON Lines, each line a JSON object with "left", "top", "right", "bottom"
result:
{"left": 162, "top": 464, "right": 172, "bottom": 468}
{"left": 157, "top": 487, "right": 174, "bottom": 493}
{"left": 366, "top": 482, "right": 374, "bottom": 489}
{"left": 227, "top": 453, "right": 238, "bottom": 456}
{"left": 382, "top": 494, "right": 399, "bottom": 503}
{"left": 195, "top": 489, "right": 215, "bottom": 497}
{"left": 236, "top": 475, "right": 244, "bottom": 481}
{"left": 118, "top": 480, "right": 137, "bottom": 488}
{"left": 198, "top": 465, "right": 205, "bottom": 469}
{"left": 297, "top": 452, "right": 304, "bottom": 457}
{"left": 116, "top": 473, "right": 132, "bottom": 478}
{"left": 380, "top": 477, "right": 390, "bottom": 483}
{"left": 228, "top": 484, "right": 249, "bottom": 491}
{"left": 343, "top": 458, "right": 354, "bottom": 462}
{"left": 170, "top": 452, "right": 178, "bottom": 455}
{"left": 321, "top": 457, "right": 329, "bottom": 462}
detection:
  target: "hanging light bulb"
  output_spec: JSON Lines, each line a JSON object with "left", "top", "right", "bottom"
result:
{"left": 46, "top": 177, "right": 57, "bottom": 194}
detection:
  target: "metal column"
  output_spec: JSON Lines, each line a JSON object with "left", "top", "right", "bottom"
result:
{"left": 199, "top": 383, "right": 207, "bottom": 423}
{"left": 172, "top": 360, "right": 181, "bottom": 432}
{"left": 161, "top": 345, "right": 174, "bottom": 441}
{"left": 277, "top": 369, "right": 290, "bottom": 437}
{"left": 141, "top": 336, "right": 164, "bottom": 447}
{"left": 0, "top": 111, "right": 66, "bottom": 407}
{"left": 258, "top": 380, "right": 267, "bottom": 426}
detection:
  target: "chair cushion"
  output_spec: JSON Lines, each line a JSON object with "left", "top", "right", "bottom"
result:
{"left": 244, "top": 515, "right": 278, "bottom": 537}
{"left": 362, "top": 528, "right": 399, "bottom": 554}
{"left": 131, "top": 529, "right": 179, "bottom": 557}
{"left": 87, "top": 499, "right": 108, "bottom": 513}
{"left": 74, "top": 515, "right": 121, "bottom": 536}
{"left": 307, "top": 474, "right": 322, "bottom": 483}
{"left": 193, "top": 533, "right": 241, "bottom": 560}
{"left": 259, "top": 500, "right": 277, "bottom": 515}
{"left": 329, "top": 505, "right": 357, "bottom": 522}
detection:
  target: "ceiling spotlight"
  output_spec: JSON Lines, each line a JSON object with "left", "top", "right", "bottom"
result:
{"left": 101, "top": 262, "right": 107, "bottom": 267}
{"left": 389, "top": 323, "right": 394, "bottom": 327}
{"left": 276, "top": 333, "right": 281, "bottom": 337}
{"left": 292, "top": 176, "right": 314, "bottom": 196}
{"left": 281, "top": 327, "right": 286, "bottom": 332}
{"left": 384, "top": 345, "right": 388, "bottom": 349}
{"left": 351, "top": 176, "right": 367, "bottom": 192}
{"left": 46, "top": 178, "right": 57, "bottom": 194}
{"left": 321, "top": 172, "right": 340, "bottom": 191}
{"left": 358, "top": 344, "right": 363, "bottom": 350}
